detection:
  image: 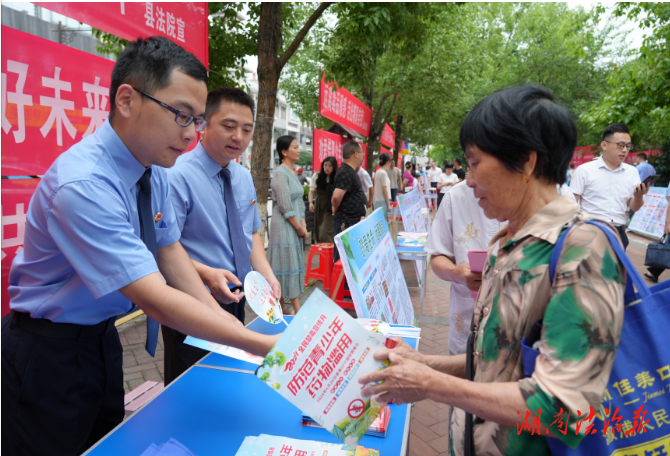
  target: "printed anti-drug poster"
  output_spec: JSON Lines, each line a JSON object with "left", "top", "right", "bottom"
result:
{"left": 396, "top": 189, "right": 427, "bottom": 233}
{"left": 334, "top": 208, "right": 415, "bottom": 325}
{"left": 629, "top": 186, "right": 668, "bottom": 238}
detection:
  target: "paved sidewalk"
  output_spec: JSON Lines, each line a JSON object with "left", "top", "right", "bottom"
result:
{"left": 116, "top": 231, "right": 667, "bottom": 455}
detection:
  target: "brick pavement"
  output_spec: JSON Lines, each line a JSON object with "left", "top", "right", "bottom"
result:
{"left": 117, "top": 230, "right": 666, "bottom": 454}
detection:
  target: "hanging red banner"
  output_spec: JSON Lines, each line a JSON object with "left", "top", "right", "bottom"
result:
{"left": 1, "top": 178, "right": 40, "bottom": 317}
{"left": 319, "top": 74, "right": 372, "bottom": 138}
{"left": 2, "top": 26, "right": 115, "bottom": 176}
{"left": 380, "top": 146, "right": 392, "bottom": 157}
{"left": 312, "top": 129, "right": 367, "bottom": 173}
{"left": 380, "top": 123, "right": 395, "bottom": 148}
{"left": 34, "top": 2, "right": 208, "bottom": 65}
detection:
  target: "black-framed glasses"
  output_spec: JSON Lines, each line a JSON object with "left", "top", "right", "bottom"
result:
{"left": 605, "top": 141, "right": 634, "bottom": 151}
{"left": 133, "top": 87, "right": 207, "bottom": 132}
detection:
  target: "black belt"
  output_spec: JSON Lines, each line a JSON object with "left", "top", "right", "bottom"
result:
{"left": 10, "top": 311, "right": 116, "bottom": 339}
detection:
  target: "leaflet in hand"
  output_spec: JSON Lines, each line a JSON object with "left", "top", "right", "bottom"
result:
{"left": 467, "top": 250, "right": 487, "bottom": 300}
{"left": 184, "top": 336, "right": 264, "bottom": 365}
{"left": 356, "top": 318, "right": 421, "bottom": 340}
{"left": 244, "top": 271, "right": 286, "bottom": 325}
{"left": 255, "top": 289, "right": 397, "bottom": 447}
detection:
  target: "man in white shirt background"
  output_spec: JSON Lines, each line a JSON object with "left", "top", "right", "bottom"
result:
{"left": 357, "top": 164, "right": 373, "bottom": 212}
{"left": 427, "top": 161, "right": 443, "bottom": 191}
{"left": 570, "top": 123, "right": 650, "bottom": 249}
{"left": 436, "top": 161, "right": 459, "bottom": 208}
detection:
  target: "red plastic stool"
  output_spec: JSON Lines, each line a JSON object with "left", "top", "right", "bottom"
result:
{"left": 304, "top": 243, "right": 334, "bottom": 291}
{"left": 330, "top": 260, "right": 353, "bottom": 309}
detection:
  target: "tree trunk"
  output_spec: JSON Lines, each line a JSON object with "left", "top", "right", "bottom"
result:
{"left": 394, "top": 115, "right": 404, "bottom": 163}
{"left": 251, "top": 3, "right": 282, "bottom": 243}
{"left": 251, "top": 2, "right": 333, "bottom": 242}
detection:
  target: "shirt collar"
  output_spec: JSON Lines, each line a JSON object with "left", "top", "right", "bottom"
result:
{"left": 97, "top": 120, "right": 147, "bottom": 190}
{"left": 195, "top": 142, "right": 227, "bottom": 178}
{"left": 596, "top": 156, "right": 625, "bottom": 173}
{"left": 489, "top": 195, "right": 580, "bottom": 249}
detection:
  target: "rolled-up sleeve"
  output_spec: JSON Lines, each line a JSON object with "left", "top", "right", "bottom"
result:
{"left": 47, "top": 181, "right": 159, "bottom": 299}
{"left": 272, "top": 171, "right": 296, "bottom": 219}
{"left": 519, "top": 222, "right": 625, "bottom": 448}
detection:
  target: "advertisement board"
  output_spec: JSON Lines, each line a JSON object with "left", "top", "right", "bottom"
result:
{"left": 319, "top": 74, "right": 372, "bottom": 138}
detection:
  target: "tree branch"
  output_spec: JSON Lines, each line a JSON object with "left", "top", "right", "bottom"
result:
{"left": 372, "top": 93, "right": 391, "bottom": 135}
{"left": 278, "top": 2, "right": 334, "bottom": 71}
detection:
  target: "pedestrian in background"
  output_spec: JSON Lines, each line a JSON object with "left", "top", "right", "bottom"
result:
{"left": 635, "top": 152, "right": 656, "bottom": 183}
{"left": 386, "top": 159, "right": 401, "bottom": 202}
{"left": 453, "top": 156, "right": 466, "bottom": 181}
{"left": 436, "top": 161, "right": 459, "bottom": 208}
{"left": 402, "top": 162, "right": 415, "bottom": 193}
{"left": 309, "top": 156, "right": 338, "bottom": 244}
{"left": 267, "top": 135, "right": 306, "bottom": 314}
{"left": 373, "top": 152, "right": 393, "bottom": 216}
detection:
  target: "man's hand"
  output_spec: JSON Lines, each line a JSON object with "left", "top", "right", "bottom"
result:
{"left": 367, "top": 199, "right": 373, "bottom": 208}
{"left": 634, "top": 182, "right": 651, "bottom": 199}
{"left": 309, "top": 202, "right": 315, "bottom": 213}
{"left": 202, "top": 267, "right": 245, "bottom": 304}
{"left": 454, "top": 263, "right": 482, "bottom": 292}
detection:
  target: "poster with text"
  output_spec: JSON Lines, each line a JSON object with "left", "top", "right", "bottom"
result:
{"left": 312, "top": 128, "right": 367, "bottom": 172}
{"left": 397, "top": 189, "right": 427, "bottom": 233}
{"left": 629, "top": 186, "right": 668, "bottom": 238}
{"left": 256, "top": 289, "right": 394, "bottom": 447}
{"left": 319, "top": 74, "right": 372, "bottom": 138}
{"left": 334, "top": 209, "right": 415, "bottom": 325}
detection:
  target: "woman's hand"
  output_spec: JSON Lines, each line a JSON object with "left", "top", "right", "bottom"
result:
{"left": 309, "top": 202, "right": 315, "bottom": 213}
{"left": 371, "top": 337, "right": 429, "bottom": 365}
{"left": 359, "top": 351, "right": 436, "bottom": 405}
{"left": 296, "top": 225, "right": 308, "bottom": 239}
{"left": 454, "top": 263, "right": 482, "bottom": 292}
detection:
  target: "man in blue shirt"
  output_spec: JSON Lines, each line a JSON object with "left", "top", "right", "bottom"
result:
{"left": 1, "top": 37, "right": 278, "bottom": 456}
{"left": 164, "top": 87, "right": 281, "bottom": 384}
{"left": 635, "top": 152, "right": 656, "bottom": 182}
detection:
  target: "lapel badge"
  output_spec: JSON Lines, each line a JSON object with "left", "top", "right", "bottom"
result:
{"left": 251, "top": 199, "right": 257, "bottom": 206}
{"left": 154, "top": 212, "right": 163, "bottom": 223}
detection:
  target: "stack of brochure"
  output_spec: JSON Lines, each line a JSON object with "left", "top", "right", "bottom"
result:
{"left": 357, "top": 318, "right": 421, "bottom": 340}
{"left": 234, "top": 434, "right": 379, "bottom": 456}
{"left": 302, "top": 406, "right": 391, "bottom": 438}
{"left": 396, "top": 231, "right": 428, "bottom": 248}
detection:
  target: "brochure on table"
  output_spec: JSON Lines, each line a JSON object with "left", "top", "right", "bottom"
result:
{"left": 629, "top": 186, "right": 668, "bottom": 238}
{"left": 184, "top": 336, "right": 264, "bottom": 365}
{"left": 256, "top": 289, "right": 397, "bottom": 447}
{"left": 333, "top": 208, "right": 415, "bottom": 325}
{"left": 396, "top": 189, "right": 427, "bottom": 285}
{"left": 234, "top": 434, "right": 358, "bottom": 456}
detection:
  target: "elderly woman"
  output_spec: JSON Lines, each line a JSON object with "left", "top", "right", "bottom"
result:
{"left": 359, "top": 85, "right": 626, "bottom": 455}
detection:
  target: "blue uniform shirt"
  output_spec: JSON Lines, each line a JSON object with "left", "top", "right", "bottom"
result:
{"left": 637, "top": 160, "right": 656, "bottom": 183}
{"left": 8, "top": 121, "right": 181, "bottom": 324}
{"left": 167, "top": 142, "right": 261, "bottom": 283}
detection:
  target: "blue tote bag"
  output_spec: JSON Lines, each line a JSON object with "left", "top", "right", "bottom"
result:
{"left": 521, "top": 220, "right": 670, "bottom": 455}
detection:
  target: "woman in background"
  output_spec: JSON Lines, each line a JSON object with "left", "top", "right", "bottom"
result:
{"left": 373, "top": 153, "right": 392, "bottom": 216}
{"left": 309, "top": 156, "right": 338, "bottom": 244}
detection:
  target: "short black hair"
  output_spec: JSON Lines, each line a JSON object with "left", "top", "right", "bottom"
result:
{"left": 444, "top": 161, "right": 454, "bottom": 169}
{"left": 342, "top": 141, "right": 361, "bottom": 159}
{"left": 379, "top": 153, "right": 392, "bottom": 166}
{"left": 205, "top": 87, "right": 255, "bottom": 122}
{"left": 601, "top": 123, "right": 630, "bottom": 142}
{"left": 276, "top": 135, "right": 295, "bottom": 162}
{"left": 637, "top": 152, "right": 647, "bottom": 161}
{"left": 405, "top": 162, "right": 412, "bottom": 168}
{"left": 459, "top": 85, "right": 576, "bottom": 185}
{"left": 454, "top": 157, "right": 463, "bottom": 166}
{"left": 110, "top": 36, "right": 207, "bottom": 120}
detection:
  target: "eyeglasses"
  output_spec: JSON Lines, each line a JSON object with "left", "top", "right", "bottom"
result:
{"left": 133, "top": 87, "right": 207, "bottom": 132}
{"left": 605, "top": 141, "right": 634, "bottom": 151}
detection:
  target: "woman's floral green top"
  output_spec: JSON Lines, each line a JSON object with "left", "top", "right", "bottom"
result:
{"left": 450, "top": 196, "right": 625, "bottom": 456}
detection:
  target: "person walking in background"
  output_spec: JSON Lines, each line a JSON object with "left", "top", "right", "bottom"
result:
{"left": 566, "top": 162, "right": 575, "bottom": 186}
{"left": 267, "top": 136, "right": 306, "bottom": 314}
{"left": 635, "top": 152, "right": 656, "bottom": 183}
{"left": 331, "top": 142, "right": 367, "bottom": 263}
{"left": 357, "top": 163, "right": 373, "bottom": 211}
{"left": 386, "top": 160, "right": 402, "bottom": 202}
{"left": 436, "top": 161, "right": 459, "bottom": 208}
{"left": 402, "top": 162, "right": 415, "bottom": 193}
{"left": 428, "top": 161, "right": 442, "bottom": 191}
{"left": 645, "top": 184, "right": 670, "bottom": 283}
{"left": 373, "top": 153, "right": 393, "bottom": 216}
{"left": 453, "top": 156, "right": 466, "bottom": 182}
{"left": 309, "top": 156, "right": 338, "bottom": 244}
{"left": 570, "top": 123, "right": 649, "bottom": 250}
{"left": 296, "top": 166, "right": 308, "bottom": 185}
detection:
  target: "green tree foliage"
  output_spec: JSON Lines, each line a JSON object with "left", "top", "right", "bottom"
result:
{"left": 584, "top": 3, "right": 670, "bottom": 149}
{"left": 297, "top": 151, "right": 312, "bottom": 166}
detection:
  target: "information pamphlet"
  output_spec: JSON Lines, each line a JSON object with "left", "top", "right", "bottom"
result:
{"left": 356, "top": 319, "right": 421, "bottom": 339}
{"left": 334, "top": 208, "right": 415, "bottom": 325}
{"left": 629, "top": 186, "right": 668, "bottom": 238}
{"left": 302, "top": 406, "right": 391, "bottom": 438}
{"left": 255, "top": 289, "right": 397, "bottom": 447}
{"left": 184, "top": 337, "right": 264, "bottom": 365}
{"left": 234, "top": 434, "right": 364, "bottom": 456}
{"left": 244, "top": 271, "right": 287, "bottom": 325}
{"left": 396, "top": 189, "right": 427, "bottom": 233}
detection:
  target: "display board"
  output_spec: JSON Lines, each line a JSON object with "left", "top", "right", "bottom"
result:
{"left": 34, "top": 2, "right": 209, "bottom": 65}
{"left": 312, "top": 128, "right": 367, "bottom": 172}
{"left": 629, "top": 186, "right": 668, "bottom": 238}
{"left": 319, "top": 74, "right": 372, "bottom": 138}
{"left": 1, "top": 26, "right": 115, "bottom": 176}
{"left": 396, "top": 189, "right": 427, "bottom": 233}
{"left": 334, "top": 208, "right": 415, "bottom": 325}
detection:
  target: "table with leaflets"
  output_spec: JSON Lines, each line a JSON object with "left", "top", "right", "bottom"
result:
{"left": 84, "top": 317, "right": 418, "bottom": 456}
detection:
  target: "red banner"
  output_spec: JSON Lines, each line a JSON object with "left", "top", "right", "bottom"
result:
{"left": 1, "top": 178, "right": 40, "bottom": 316}
{"left": 2, "top": 26, "right": 115, "bottom": 175}
{"left": 380, "top": 146, "right": 392, "bottom": 157}
{"left": 319, "top": 75, "right": 372, "bottom": 138}
{"left": 34, "top": 2, "right": 208, "bottom": 65}
{"left": 312, "top": 129, "right": 367, "bottom": 173}
{"left": 380, "top": 123, "right": 395, "bottom": 148}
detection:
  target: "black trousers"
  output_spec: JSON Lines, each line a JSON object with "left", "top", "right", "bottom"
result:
{"left": 1, "top": 313, "right": 124, "bottom": 456}
{"left": 437, "top": 192, "right": 445, "bottom": 209}
{"left": 162, "top": 292, "right": 246, "bottom": 385}
{"left": 615, "top": 225, "right": 630, "bottom": 250}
